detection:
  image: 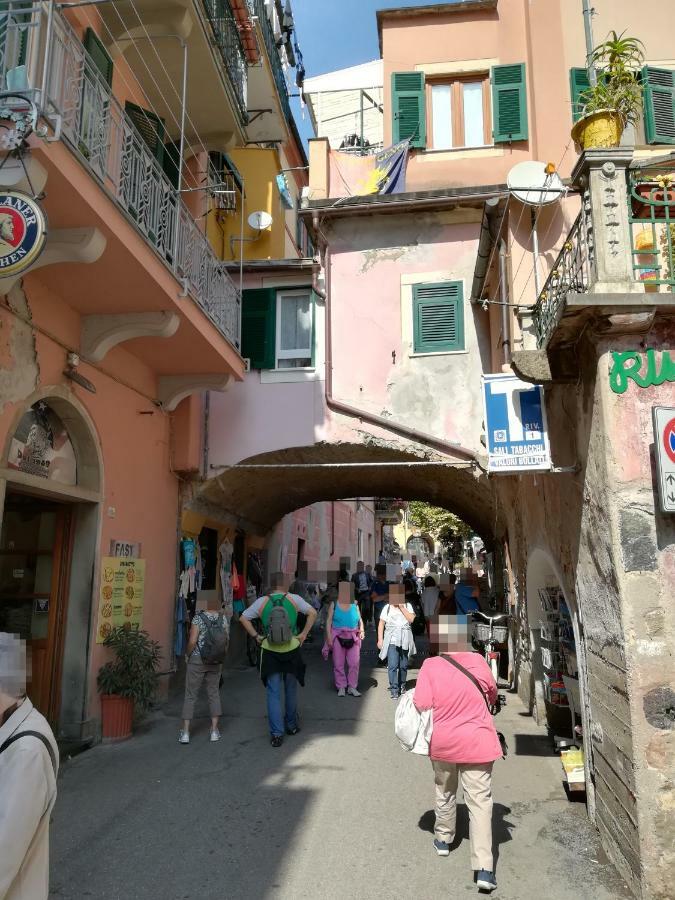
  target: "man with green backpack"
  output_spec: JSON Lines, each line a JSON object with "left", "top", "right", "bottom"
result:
{"left": 239, "top": 574, "right": 317, "bottom": 747}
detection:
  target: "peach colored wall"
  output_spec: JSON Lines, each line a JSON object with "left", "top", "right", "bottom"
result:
{"left": 0, "top": 277, "right": 179, "bottom": 723}
{"left": 266, "top": 499, "right": 376, "bottom": 581}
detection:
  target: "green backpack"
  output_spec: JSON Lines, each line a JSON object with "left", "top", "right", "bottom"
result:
{"left": 262, "top": 593, "right": 297, "bottom": 645}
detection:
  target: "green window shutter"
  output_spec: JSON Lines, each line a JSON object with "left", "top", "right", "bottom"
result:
{"left": 163, "top": 140, "right": 181, "bottom": 188}
{"left": 124, "top": 101, "right": 166, "bottom": 165}
{"left": 392, "top": 72, "right": 426, "bottom": 149}
{"left": 492, "top": 63, "right": 528, "bottom": 142}
{"left": 570, "top": 67, "right": 591, "bottom": 122}
{"left": 412, "top": 282, "right": 464, "bottom": 354}
{"left": 241, "top": 288, "right": 276, "bottom": 370}
{"left": 84, "top": 28, "right": 113, "bottom": 86}
{"left": 642, "top": 66, "right": 675, "bottom": 144}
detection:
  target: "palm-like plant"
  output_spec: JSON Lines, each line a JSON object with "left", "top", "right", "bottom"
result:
{"left": 580, "top": 31, "right": 645, "bottom": 129}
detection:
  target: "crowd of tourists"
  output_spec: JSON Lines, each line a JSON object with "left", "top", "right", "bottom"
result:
{"left": 0, "top": 558, "right": 500, "bottom": 897}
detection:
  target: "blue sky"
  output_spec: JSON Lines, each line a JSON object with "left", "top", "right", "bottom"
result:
{"left": 290, "top": 0, "right": 446, "bottom": 144}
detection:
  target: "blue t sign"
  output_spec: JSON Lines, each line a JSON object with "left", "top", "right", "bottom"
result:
{"left": 482, "top": 374, "right": 552, "bottom": 473}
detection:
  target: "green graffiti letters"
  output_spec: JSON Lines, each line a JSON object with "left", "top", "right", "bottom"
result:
{"left": 609, "top": 349, "right": 675, "bottom": 394}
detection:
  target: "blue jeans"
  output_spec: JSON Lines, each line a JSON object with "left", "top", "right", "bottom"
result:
{"left": 387, "top": 645, "right": 409, "bottom": 694}
{"left": 266, "top": 672, "right": 298, "bottom": 737}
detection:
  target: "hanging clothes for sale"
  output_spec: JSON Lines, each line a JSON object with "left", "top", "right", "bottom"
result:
{"left": 219, "top": 538, "right": 234, "bottom": 634}
{"left": 174, "top": 590, "right": 187, "bottom": 658}
{"left": 232, "top": 561, "right": 246, "bottom": 615}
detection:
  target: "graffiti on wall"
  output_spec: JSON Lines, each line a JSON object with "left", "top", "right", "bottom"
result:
{"left": 609, "top": 349, "right": 675, "bottom": 394}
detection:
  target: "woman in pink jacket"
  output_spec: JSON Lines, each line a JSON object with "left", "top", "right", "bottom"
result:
{"left": 414, "top": 615, "right": 501, "bottom": 894}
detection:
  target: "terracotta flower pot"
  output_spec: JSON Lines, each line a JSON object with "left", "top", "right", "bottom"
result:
{"left": 100, "top": 694, "right": 134, "bottom": 742}
{"left": 639, "top": 270, "right": 659, "bottom": 293}
{"left": 631, "top": 182, "right": 675, "bottom": 220}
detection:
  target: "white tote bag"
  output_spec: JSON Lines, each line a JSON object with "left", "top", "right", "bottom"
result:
{"left": 394, "top": 688, "right": 433, "bottom": 755}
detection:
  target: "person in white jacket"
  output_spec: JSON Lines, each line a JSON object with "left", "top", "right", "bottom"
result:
{"left": 0, "top": 632, "right": 59, "bottom": 900}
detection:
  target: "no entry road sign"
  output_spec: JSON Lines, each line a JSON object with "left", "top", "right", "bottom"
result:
{"left": 653, "top": 407, "right": 675, "bottom": 513}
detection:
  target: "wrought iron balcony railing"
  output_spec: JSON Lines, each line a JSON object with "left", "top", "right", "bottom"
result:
{"left": 628, "top": 164, "right": 675, "bottom": 294}
{"left": 0, "top": 2, "right": 240, "bottom": 350}
{"left": 201, "top": 0, "right": 248, "bottom": 121}
{"left": 531, "top": 208, "right": 593, "bottom": 349}
{"left": 249, "top": 0, "right": 292, "bottom": 123}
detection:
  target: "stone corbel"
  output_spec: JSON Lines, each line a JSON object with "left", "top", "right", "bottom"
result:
{"left": 158, "top": 374, "right": 233, "bottom": 412}
{"left": 81, "top": 311, "right": 180, "bottom": 363}
{"left": 0, "top": 227, "right": 106, "bottom": 295}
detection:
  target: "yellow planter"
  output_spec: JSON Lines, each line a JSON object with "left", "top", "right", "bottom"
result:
{"left": 571, "top": 110, "right": 623, "bottom": 150}
{"left": 634, "top": 228, "right": 656, "bottom": 252}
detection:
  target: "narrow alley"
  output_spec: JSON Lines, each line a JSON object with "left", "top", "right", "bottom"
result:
{"left": 49, "top": 634, "right": 629, "bottom": 900}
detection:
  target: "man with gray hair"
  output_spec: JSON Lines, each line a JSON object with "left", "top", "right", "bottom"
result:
{"left": 0, "top": 632, "right": 59, "bottom": 899}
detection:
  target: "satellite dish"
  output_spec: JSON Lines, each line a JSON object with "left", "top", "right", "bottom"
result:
{"left": 507, "top": 161, "right": 565, "bottom": 206}
{"left": 248, "top": 210, "right": 273, "bottom": 230}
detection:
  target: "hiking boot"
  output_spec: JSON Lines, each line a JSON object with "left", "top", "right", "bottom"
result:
{"left": 476, "top": 871, "right": 497, "bottom": 892}
{"left": 337, "top": 687, "right": 346, "bottom": 697}
{"left": 285, "top": 725, "right": 300, "bottom": 735}
{"left": 433, "top": 839, "right": 450, "bottom": 857}
{"left": 270, "top": 735, "right": 283, "bottom": 748}
{"left": 178, "top": 730, "right": 190, "bottom": 744}
{"left": 209, "top": 729, "right": 221, "bottom": 742}
{"left": 347, "top": 687, "right": 361, "bottom": 697}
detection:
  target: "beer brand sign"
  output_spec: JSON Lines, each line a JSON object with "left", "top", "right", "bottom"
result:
{"left": 0, "top": 190, "right": 47, "bottom": 276}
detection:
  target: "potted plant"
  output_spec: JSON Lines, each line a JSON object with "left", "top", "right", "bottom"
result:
{"left": 572, "top": 31, "right": 645, "bottom": 150}
{"left": 97, "top": 626, "right": 161, "bottom": 741}
{"left": 631, "top": 172, "right": 675, "bottom": 219}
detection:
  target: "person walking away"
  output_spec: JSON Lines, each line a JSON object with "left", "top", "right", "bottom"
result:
{"left": 290, "top": 563, "right": 313, "bottom": 643}
{"left": 0, "top": 632, "right": 59, "bottom": 900}
{"left": 239, "top": 574, "right": 316, "bottom": 747}
{"left": 454, "top": 568, "right": 480, "bottom": 615}
{"left": 421, "top": 575, "right": 440, "bottom": 638}
{"left": 370, "top": 566, "right": 389, "bottom": 631}
{"left": 180, "top": 595, "right": 229, "bottom": 743}
{"left": 351, "top": 561, "right": 372, "bottom": 626}
{"left": 377, "top": 584, "right": 416, "bottom": 698}
{"left": 436, "top": 574, "right": 457, "bottom": 615}
{"left": 325, "top": 581, "right": 365, "bottom": 696}
{"left": 414, "top": 615, "right": 501, "bottom": 893}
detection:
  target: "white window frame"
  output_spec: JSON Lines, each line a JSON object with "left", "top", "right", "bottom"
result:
{"left": 275, "top": 288, "right": 313, "bottom": 371}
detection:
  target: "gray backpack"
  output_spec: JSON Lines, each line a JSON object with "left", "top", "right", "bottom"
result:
{"left": 266, "top": 593, "right": 294, "bottom": 645}
{"left": 198, "top": 612, "right": 228, "bottom": 664}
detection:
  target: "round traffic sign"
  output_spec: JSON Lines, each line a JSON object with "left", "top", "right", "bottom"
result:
{"left": 664, "top": 417, "right": 675, "bottom": 464}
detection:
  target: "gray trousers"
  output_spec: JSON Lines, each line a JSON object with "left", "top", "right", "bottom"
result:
{"left": 182, "top": 657, "right": 222, "bottom": 719}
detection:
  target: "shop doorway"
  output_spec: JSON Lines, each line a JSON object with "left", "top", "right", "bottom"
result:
{"left": 0, "top": 491, "right": 73, "bottom": 724}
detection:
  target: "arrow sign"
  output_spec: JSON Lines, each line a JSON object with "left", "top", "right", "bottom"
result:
{"left": 653, "top": 407, "right": 675, "bottom": 514}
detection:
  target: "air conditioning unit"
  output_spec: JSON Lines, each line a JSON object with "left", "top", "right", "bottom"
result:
{"left": 243, "top": 358, "right": 251, "bottom": 372}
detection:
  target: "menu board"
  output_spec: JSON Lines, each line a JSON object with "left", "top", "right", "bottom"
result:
{"left": 96, "top": 557, "right": 145, "bottom": 643}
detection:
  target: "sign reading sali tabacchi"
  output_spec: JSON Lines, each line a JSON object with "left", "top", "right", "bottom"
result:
{"left": 0, "top": 191, "right": 47, "bottom": 276}
{"left": 482, "top": 374, "right": 552, "bottom": 473}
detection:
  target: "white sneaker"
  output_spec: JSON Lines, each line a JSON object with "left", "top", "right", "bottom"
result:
{"left": 178, "top": 730, "right": 190, "bottom": 744}
{"left": 347, "top": 687, "right": 361, "bottom": 697}
{"left": 209, "top": 729, "right": 221, "bottom": 742}
{"left": 337, "top": 687, "right": 346, "bottom": 697}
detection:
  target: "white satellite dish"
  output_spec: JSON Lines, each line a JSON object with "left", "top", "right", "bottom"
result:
{"left": 507, "top": 161, "right": 565, "bottom": 206}
{"left": 248, "top": 210, "right": 273, "bottom": 231}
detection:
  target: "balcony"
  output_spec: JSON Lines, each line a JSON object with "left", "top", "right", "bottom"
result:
{"left": 0, "top": 2, "right": 240, "bottom": 350}
{"left": 529, "top": 150, "right": 675, "bottom": 355}
{"left": 201, "top": 0, "right": 248, "bottom": 120}
{"left": 245, "top": 0, "right": 297, "bottom": 141}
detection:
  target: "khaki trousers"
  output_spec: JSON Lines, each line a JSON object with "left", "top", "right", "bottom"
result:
{"left": 181, "top": 657, "right": 222, "bottom": 719}
{"left": 431, "top": 760, "right": 494, "bottom": 871}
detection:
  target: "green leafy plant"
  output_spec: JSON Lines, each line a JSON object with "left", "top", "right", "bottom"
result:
{"left": 97, "top": 627, "right": 161, "bottom": 713}
{"left": 580, "top": 31, "right": 645, "bottom": 128}
{"left": 407, "top": 501, "right": 472, "bottom": 546}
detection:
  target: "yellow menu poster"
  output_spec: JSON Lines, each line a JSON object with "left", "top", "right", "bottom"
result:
{"left": 96, "top": 557, "right": 145, "bottom": 643}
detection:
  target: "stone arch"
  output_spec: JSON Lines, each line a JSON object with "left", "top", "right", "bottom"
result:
{"left": 194, "top": 442, "right": 499, "bottom": 542}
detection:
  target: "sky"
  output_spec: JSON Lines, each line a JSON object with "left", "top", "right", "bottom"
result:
{"left": 290, "top": 0, "right": 452, "bottom": 145}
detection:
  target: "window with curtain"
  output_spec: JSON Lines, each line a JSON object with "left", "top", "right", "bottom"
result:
{"left": 428, "top": 76, "right": 490, "bottom": 150}
{"left": 276, "top": 290, "right": 312, "bottom": 368}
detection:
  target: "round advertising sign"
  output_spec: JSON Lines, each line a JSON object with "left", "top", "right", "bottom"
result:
{"left": 0, "top": 191, "right": 47, "bottom": 277}
{"left": 663, "top": 417, "right": 675, "bottom": 465}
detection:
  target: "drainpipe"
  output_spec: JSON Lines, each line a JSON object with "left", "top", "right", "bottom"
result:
{"left": 313, "top": 212, "right": 481, "bottom": 465}
{"left": 202, "top": 391, "right": 210, "bottom": 479}
{"left": 499, "top": 241, "right": 512, "bottom": 366}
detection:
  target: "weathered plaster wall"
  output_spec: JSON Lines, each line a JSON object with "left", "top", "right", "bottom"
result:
{"left": 499, "top": 333, "right": 675, "bottom": 898}
{"left": 0, "top": 277, "right": 179, "bottom": 734}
